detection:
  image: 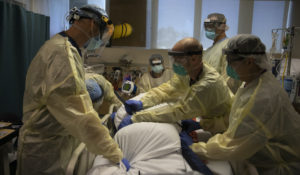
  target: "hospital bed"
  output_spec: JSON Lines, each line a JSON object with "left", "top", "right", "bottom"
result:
{"left": 66, "top": 94, "right": 234, "bottom": 175}
{"left": 65, "top": 104, "right": 117, "bottom": 175}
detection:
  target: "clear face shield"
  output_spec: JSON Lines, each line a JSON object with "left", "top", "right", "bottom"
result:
{"left": 204, "top": 18, "right": 225, "bottom": 31}
{"left": 204, "top": 18, "right": 226, "bottom": 40}
{"left": 223, "top": 49, "right": 266, "bottom": 80}
{"left": 168, "top": 50, "right": 202, "bottom": 76}
{"left": 84, "top": 16, "right": 114, "bottom": 57}
{"left": 66, "top": 6, "right": 114, "bottom": 58}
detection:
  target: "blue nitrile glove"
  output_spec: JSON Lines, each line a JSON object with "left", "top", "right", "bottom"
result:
{"left": 180, "top": 131, "right": 193, "bottom": 147}
{"left": 118, "top": 115, "right": 133, "bottom": 130}
{"left": 180, "top": 131, "right": 213, "bottom": 175}
{"left": 124, "top": 100, "right": 143, "bottom": 115}
{"left": 181, "top": 119, "right": 201, "bottom": 133}
{"left": 121, "top": 158, "right": 131, "bottom": 172}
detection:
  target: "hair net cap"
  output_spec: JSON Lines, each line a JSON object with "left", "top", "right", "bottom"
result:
{"left": 224, "top": 34, "right": 271, "bottom": 70}
{"left": 207, "top": 13, "right": 226, "bottom": 23}
{"left": 205, "top": 13, "right": 228, "bottom": 31}
{"left": 149, "top": 54, "right": 164, "bottom": 65}
{"left": 85, "top": 79, "right": 103, "bottom": 102}
{"left": 225, "top": 34, "right": 265, "bottom": 54}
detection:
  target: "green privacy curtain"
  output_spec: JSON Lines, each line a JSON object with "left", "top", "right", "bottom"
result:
{"left": 0, "top": 1, "right": 50, "bottom": 121}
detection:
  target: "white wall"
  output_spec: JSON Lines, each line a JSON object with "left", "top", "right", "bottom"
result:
{"left": 86, "top": 47, "right": 172, "bottom": 72}
{"left": 291, "top": 1, "right": 300, "bottom": 58}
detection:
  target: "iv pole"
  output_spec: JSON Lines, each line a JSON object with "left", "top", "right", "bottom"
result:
{"left": 272, "top": 26, "right": 300, "bottom": 76}
{"left": 287, "top": 26, "right": 294, "bottom": 76}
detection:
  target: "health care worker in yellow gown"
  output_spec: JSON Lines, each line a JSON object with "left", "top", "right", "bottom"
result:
{"left": 188, "top": 34, "right": 300, "bottom": 175}
{"left": 85, "top": 72, "right": 122, "bottom": 111}
{"left": 203, "top": 13, "right": 241, "bottom": 94}
{"left": 137, "top": 54, "right": 173, "bottom": 93}
{"left": 119, "top": 37, "right": 233, "bottom": 135}
{"left": 17, "top": 5, "right": 125, "bottom": 175}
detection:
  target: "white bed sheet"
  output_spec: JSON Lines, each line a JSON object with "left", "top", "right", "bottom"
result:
{"left": 87, "top": 122, "right": 195, "bottom": 175}
{"left": 87, "top": 94, "right": 233, "bottom": 175}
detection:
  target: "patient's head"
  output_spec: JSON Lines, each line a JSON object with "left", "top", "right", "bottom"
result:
{"left": 85, "top": 79, "right": 104, "bottom": 111}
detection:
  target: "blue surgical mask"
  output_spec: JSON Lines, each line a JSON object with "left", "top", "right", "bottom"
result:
{"left": 151, "top": 64, "right": 164, "bottom": 73}
{"left": 226, "top": 65, "right": 239, "bottom": 80}
{"left": 205, "top": 31, "right": 216, "bottom": 40}
{"left": 85, "top": 36, "right": 103, "bottom": 51}
{"left": 173, "top": 63, "right": 187, "bottom": 76}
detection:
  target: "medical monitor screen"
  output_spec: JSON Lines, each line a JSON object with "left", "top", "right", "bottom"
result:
{"left": 123, "top": 84, "right": 131, "bottom": 91}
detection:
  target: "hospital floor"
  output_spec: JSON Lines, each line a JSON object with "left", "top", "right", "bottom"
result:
{"left": 9, "top": 141, "right": 18, "bottom": 175}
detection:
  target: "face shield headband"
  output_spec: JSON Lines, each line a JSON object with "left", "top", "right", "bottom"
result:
{"left": 72, "top": 10, "right": 114, "bottom": 54}
{"left": 168, "top": 50, "right": 202, "bottom": 57}
{"left": 204, "top": 18, "right": 225, "bottom": 31}
{"left": 68, "top": 7, "right": 112, "bottom": 35}
{"left": 151, "top": 59, "right": 162, "bottom": 65}
{"left": 67, "top": 7, "right": 113, "bottom": 41}
{"left": 223, "top": 49, "right": 266, "bottom": 64}
{"left": 223, "top": 49, "right": 265, "bottom": 56}
{"left": 168, "top": 50, "right": 202, "bottom": 67}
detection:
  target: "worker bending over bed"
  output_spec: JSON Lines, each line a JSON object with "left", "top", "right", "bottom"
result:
{"left": 17, "top": 5, "right": 126, "bottom": 175}
{"left": 119, "top": 37, "right": 233, "bottom": 135}
{"left": 184, "top": 34, "right": 300, "bottom": 175}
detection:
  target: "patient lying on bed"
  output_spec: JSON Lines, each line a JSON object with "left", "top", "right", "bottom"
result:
{"left": 88, "top": 122, "right": 196, "bottom": 175}
{"left": 87, "top": 94, "right": 233, "bottom": 175}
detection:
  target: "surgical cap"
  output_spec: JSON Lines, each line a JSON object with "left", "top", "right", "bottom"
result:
{"left": 205, "top": 13, "right": 228, "bottom": 31}
{"left": 85, "top": 79, "right": 103, "bottom": 102}
{"left": 149, "top": 54, "right": 164, "bottom": 65}
{"left": 223, "top": 34, "right": 271, "bottom": 70}
{"left": 207, "top": 13, "right": 226, "bottom": 23}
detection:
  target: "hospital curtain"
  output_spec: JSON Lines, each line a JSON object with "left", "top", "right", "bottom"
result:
{"left": 0, "top": 0, "right": 50, "bottom": 121}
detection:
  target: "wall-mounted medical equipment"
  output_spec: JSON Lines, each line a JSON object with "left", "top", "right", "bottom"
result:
{"left": 121, "top": 80, "right": 137, "bottom": 95}
{"left": 279, "top": 75, "right": 300, "bottom": 103}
